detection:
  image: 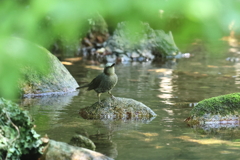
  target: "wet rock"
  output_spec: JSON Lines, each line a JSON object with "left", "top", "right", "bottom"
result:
{"left": 105, "top": 54, "right": 117, "bottom": 63}
{"left": 19, "top": 43, "right": 79, "bottom": 97}
{"left": 89, "top": 131, "right": 118, "bottom": 159}
{"left": 69, "top": 134, "right": 96, "bottom": 151}
{"left": 167, "top": 52, "right": 191, "bottom": 59}
{"left": 81, "top": 18, "right": 180, "bottom": 62}
{"left": 104, "top": 22, "right": 179, "bottom": 62}
{"left": 131, "top": 51, "right": 140, "bottom": 58}
{"left": 40, "top": 140, "right": 113, "bottom": 160}
{"left": 113, "top": 48, "right": 123, "bottom": 54}
{"left": 226, "top": 57, "right": 240, "bottom": 62}
{"left": 186, "top": 92, "right": 240, "bottom": 127}
{"left": 81, "top": 13, "right": 109, "bottom": 59}
{"left": 118, "top": 54, "right": 131, "bottom": 62}
{"left": 79, "top": 97, "right": 157, "bottom": 120}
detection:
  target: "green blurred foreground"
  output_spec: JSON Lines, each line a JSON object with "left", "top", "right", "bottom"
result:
{"left": 1, "top": 0, "right": 240, "bottom": 99}
{"left": 0, "top": 98, "right": 42, "bottom": 159}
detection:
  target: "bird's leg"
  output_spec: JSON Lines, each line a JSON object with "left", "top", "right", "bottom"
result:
{"left": 108, "top": 91, "right": 115, "bottom": 99}
{"left": 97, "top": 93, "right": 103, "bottom": 106}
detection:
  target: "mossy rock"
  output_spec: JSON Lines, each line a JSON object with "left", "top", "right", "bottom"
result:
{"left": 15, "top": 38, "right": 79, "bottom": 97}
{"left": 41, "top": 140, "right": 113, "bottom": 160}
{"left": 191, "top": 93, "right": 240, "bottom": 117}
{"left": 79, "top": 97, "right": 157, "bottom": 120}
{"left": 186, "top": 93, "right": 240, "bottom": 125}
{"left": 105, "top": 22, "right": 179, "bottom": 60}
{"left": 69, "top": 134, "right": 96, "bottom": 151}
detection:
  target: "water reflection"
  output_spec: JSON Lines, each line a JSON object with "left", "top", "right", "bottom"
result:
{"left": 233, "top": 57, "right": 240, "bottom": 87}
{"left": 21, "top": 91, "right": 79, "bottom": 108}
{"left": 21, "top": 41, "right": 240, "bottom": 159}
{"left": 21, "top": 91, "right": 79, "bottom": 127}
{"left": 158, "top": 69, "right": 174, "bottom": 105}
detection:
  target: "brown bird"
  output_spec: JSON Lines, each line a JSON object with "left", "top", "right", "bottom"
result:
{"left": 77, "top": 63, "right": 118, "bottom": 104}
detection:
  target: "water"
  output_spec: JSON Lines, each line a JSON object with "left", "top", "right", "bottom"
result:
{"left": 22, "top": 40, "right": 240, "bottom": 160}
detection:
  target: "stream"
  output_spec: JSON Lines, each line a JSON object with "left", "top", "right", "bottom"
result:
{"left": 22, "top": 40, "right": 240, "bottom": 160}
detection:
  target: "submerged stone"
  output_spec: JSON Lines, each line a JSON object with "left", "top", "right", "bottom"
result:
{"left": 40, "top": 140, "right": 113, "bottom": 160}
{"left": 69, "top": 134, "right": 96, "bottom": 151}
{"left": 79, "top": 97, "right": 157, "bottom": 120}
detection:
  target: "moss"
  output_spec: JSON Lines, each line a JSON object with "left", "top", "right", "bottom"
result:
{"left": 20, "top": 47, "right": 54, "bottom": 85}
{"left": 191, "top": 92, "right": 240, "bottom": 117}
{"left": 18, "top": 44, "right": 79, "bottom": 96}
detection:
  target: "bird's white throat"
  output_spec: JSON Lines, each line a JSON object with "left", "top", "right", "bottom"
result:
{"left": 105, "top": 67, "right": 115, "bottom": 75}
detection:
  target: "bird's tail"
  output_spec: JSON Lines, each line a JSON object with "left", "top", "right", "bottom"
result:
{"left": 76, "top": 84, "right": 89, "bottom": 89}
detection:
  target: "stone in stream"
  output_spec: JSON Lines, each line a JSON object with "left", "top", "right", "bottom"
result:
{"left": 69, "top": 134, "right": 96, "bottom": 151}
{"left": 12, "top": 38, "right": 80, "bottom": 97}
{"left": 81, "top": 16, "right": 180, "bottom": 62}
{"left": 186, "top": 92, "right": 240, "bottom": 126}
{"left": 79, "top": 97, "right": 157, "bottom": 120}
{"left": 81, "top": 13, "right": 109, "bottom": 58}
{"left": 40, "top": 139, "right": 113, "bottom": 160}
{"left": 103, "top": 21, "right": 179, "bottom": 62}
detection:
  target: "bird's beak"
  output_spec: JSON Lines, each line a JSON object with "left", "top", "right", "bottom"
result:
{"left": 111, "top": 63, "right": 115, "bottom": 67}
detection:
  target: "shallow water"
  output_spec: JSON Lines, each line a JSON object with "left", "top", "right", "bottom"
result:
{"left": 22, "top": 40, "right": 240, "bottom": 159}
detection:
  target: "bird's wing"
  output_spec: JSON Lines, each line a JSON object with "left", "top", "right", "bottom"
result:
{"left": 87, "top": 74, "right": 103, "bottom": 90}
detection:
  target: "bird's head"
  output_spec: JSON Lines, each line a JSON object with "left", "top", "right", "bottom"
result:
{"left": 104, "top": 63, "right": 115, "bottom": 75}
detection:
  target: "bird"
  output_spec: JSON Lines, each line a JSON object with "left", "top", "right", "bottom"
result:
{"left": 77, "top": 63, "right": 118, "bottom": 104}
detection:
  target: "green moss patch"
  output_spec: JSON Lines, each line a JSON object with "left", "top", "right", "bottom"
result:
{"left": 191, "top": 93, "right": 240, "bottom": 117}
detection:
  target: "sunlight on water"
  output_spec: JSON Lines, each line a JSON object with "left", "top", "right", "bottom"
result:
{"left": 21, "top": 40, "right": 240, "bottom": 160}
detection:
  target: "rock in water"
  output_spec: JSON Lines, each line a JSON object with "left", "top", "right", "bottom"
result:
{"left": 190, "top": 92, "right": 240, "bottom": 117}
{"left": 186, "top": 92, "right": 240, "bottom": 126}
{"left": 69, "top": 134, "right": 96, "bottom": 151}
{"left": 41, "top": 140, "right": 113, "bottom": 160}
{"left": 80, "top": 97, "right": 157, "bottom": 120}
{"left": 17, "top": 39, "right": 79, "bottom": 97}
{"left": 105, "top": 22, "right": 179, "bottom": 61}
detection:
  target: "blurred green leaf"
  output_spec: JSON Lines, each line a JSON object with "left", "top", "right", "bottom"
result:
{"left": 0, "top": 0, "right": 240, "bottom": 98}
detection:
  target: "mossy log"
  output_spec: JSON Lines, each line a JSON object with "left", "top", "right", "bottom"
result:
{"left": 79, "top": 97, "right": 157, "bottom": 120}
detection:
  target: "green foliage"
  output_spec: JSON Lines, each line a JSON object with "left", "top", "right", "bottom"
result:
{"left": 0, "top": 38, "right": 50, "bottom": 99}
{"left": 191, "top": 93, "right": 240, "bottom": 117}
{"left": 0, "top": 98, "right": 42, "bottom": 160}
{"left": 1, "top": 0, "right": 240, "bottom": 98}
{"left": 1, "top": 0, "right": 240, "bottom": 47}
